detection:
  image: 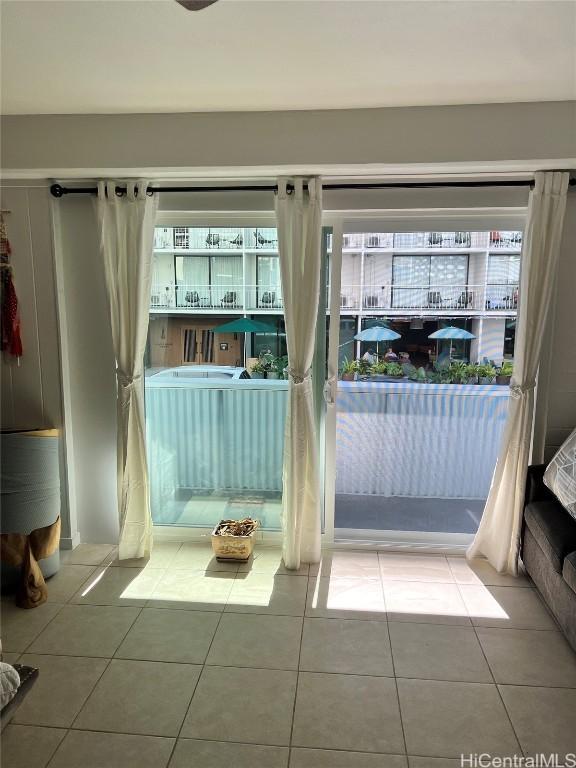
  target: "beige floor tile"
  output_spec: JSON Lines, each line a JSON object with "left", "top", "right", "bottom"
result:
{"left": 459, "top": 585, "right": 558, "bottom": 629}
{"left": 2, "top": 651, "right": 20, "bottom": 664}
{"left": 291, "top": 749, "right": 407, "bottom": 767}
{"left": 206, "top": 613, "right": 302, "bottom": 670}
{"left": 300, "top": 617, "right": 393, "bottom": 676}
{"left": 238, "top": 547, "right": 309, "bottom": 576}
{"left": 384, "top": 581, "right": 470, "bottom": 625}
{"left": 115, "top": 607, "right": 219, "bottom": 664}
{"left": 499, "top": 685, "right": 576, "bottom": 760}
{"left": 150, "top": 569, "right": 235, "bottom": 610}
{"left": 70, "top": 565, "right": 164, "bottom": 607}
{"left": 168, "top": 739, "right": 289, "bottom": 768}
{"left": 49, "top": 730, "right": 175, "bottom": 768}
{"left": 171, "top": 543, "right": 240, "bottom": 572}
{"left": 477, "top": 627, "right": 576, "bottom": 686}
{"left": 60, "top": 543, "right": 115, "bottom": 566}
{"left": 292, "top": 672, "right": 404, "bottom": 754}
{"left": 397, "top": 678, "right": 521, "bottom": 758}
{"left": 74, "top": 658, "right": 201, "bottom": 737}
{"left": 306, "top": 576, "right": 387, "bottom": 621}
{"left": 1, "top": 724, "right": 66, "bottom": 768}
{"left": 44, "top": 565, "right": 97, "bottom": 603}
{"left": 310, "top": 551, "right": 381, "bottom": 579}
{"left": 28, "top": 604, "right": 140, "bottom": 657}
{"left": 379, "top": 554, "right": 453, "bottom": 583}
{"left": 181, "top": 665, "right": 296, "bottom": 745}
{"left": 13, "top": 653, "right": 108, "bottom": 727}
{"left": 108, "top": 542, "right": 182, "bottom": 568}
{"left": 408, "top": 759, "right": 462, "bottom": 767}
{"left": 0, "top": 601, "right": 63, "bottom": 652}
{"left": 447, "top": 557, "right": 530, "bottom": 587}
{"left": 389, "top": 622, "right": 492, "bottom": 682}
{"left": 225, "top": 572, "right": 308, "bottom": 616}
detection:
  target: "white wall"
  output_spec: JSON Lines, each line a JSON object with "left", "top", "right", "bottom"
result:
{"left": 0, "top": 185, "right": 61, "bottom": 430}
{"left": 2, "top": 101, "right": 575, "bottom": 174}
{"left": 0, "top": 183, "right": 74, "bottom": 542}
{"left": 53, "top": 197, "right": 118, "bottom": 544}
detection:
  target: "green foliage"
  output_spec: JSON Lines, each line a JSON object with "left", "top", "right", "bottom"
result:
{"left": 384, "top": 362, "right": 404, "bottom": 377}
{"left": 357, "top": 358, "right": 372, "bottom": 376}
{"left": 403, "top": 364, "right": 428, "bottom": 382}
{"left": 477, "top": 363, "right": 497, "bottom": 379}
{"left": 250, "top": 360, "right": 268, "bottom": 374}
{"left": 340, "top": 357, "right": 359, "bottom": 375}
{"left": 273, "top": 355, "right": 288, "bottom": 375}
{"left": 369, "top": 361, "right": 387, "bottom": 375}
{"left": 499, "top": 360, "right": 513, "bottom": 377}
{"left": 448, "top": 361, "right": 469, "bottom": 384}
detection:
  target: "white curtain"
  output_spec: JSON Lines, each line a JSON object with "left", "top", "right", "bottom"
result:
{"left": 468, "top": 171, "right": 569, "bottom": 574}
{"left": 276, "top": 178, "right": 323, "bottom": 569}
{"left": 96, "top": 181, "right": 158, "bottom": 560}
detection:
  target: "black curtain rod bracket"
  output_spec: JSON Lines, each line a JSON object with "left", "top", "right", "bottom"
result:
{"left": 50, "top": 177, "right": 575, "bottom": 199}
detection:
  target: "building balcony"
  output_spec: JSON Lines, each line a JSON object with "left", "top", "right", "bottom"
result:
{"left": 150, "top": 281, "right": 519, "bottom": 314}
{"left": 154, "top": 227, "right": 278, "bottom": 252}
{"left": 145, "top": 377, "right": 509, "bottom": 534}
{"left": 326, "top": 231, "right": 521, "bottom": 252}
{"left": 150, "top": 283, "right": 285, "bottom": 312}
{"left": 338, "top": 284, "right": 519, "bottom": 313}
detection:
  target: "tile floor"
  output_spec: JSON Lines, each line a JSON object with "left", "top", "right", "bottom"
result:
{"left": 2, "top": 544, "right": 576, "bottom": 767}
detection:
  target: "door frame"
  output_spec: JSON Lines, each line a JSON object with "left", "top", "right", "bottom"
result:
{"left": 320, "top": 208, "right": 526, "bottom": 552}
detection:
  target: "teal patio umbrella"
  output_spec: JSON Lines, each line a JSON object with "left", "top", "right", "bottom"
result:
{"left": 354, "top": 325, "right": 401, "bottom": 358}
{"left": 428, "top": 326, "right": 476, "bottom": 341}
{"left": 212, "top": 318, "right": 277, "bottom": 365}
{"left": 428, "top": 326, "right": 476, "bottom": 361}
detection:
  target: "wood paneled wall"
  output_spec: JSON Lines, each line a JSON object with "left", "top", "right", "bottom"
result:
{"left": 0, "top": 185, "right": 62, "bottom": 431}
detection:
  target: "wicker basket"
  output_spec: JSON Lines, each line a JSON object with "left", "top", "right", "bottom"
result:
{"left": 211, "top": 519, "right": 258, "bottom": 562}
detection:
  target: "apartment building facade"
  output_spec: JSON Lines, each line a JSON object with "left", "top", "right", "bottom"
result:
{"left": 148, "top": 227, "right": 521, "bottom": 369}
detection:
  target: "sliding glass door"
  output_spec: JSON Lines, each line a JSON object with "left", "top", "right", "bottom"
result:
{"left": 322, "top": 221, "right": 522, "bottom": 549}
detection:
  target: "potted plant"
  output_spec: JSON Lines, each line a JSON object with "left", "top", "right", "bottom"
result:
{"left": 249, "top": 361, "right": 266, "bottom": 379}
{"left": 448, "top": 361, "right": 469, "bottom": 384}
{"left": 496, "top": 360, "right": 513, "bottom": 385}
{"left": 465, "top": 363, "right": 480, "bottom": 385}
{"left": 340, "top": 358, "right": 358, "bottom": 381}
{"left": 369, "top": 360, "right": 388, "bottom": 381}
{"left": 403, "top": 363, "right": 427, "bottom": 383}
{"left": 356, "top": 358, "right": 372, "bottom": 379}
{"left": 211, "top": 517, "right": 259, "bottom": 562}
{"left": 477, "top": 363, "right": 497, "bottom": 384}
{"left": 384, "top": 362, "right": 404, "bottom": 379}
{"left": 429, "top": 361, "right": 453, "bottom": 384}
{"left": 250, "top": 352, "right": 274, "bottom": 379}
{"left": 270, "top": 355, "right": 288, "bottom": 380}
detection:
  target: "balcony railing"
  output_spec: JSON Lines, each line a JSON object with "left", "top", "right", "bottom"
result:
{"left": 154, "top": 227, "right": 279, "bottom": 251}
{"left": 150, "top": 283, "right": 285, "bottom": 311}
{"left": 158, "top": 228, "right": 522, "bottom": 253}
{"left": 489, "top": 231, "right": 523, "bottom": 250}
{"left": 327, "top": 231, "right": 521, "bottom": 251}
{"left": 150, "top": 282, "right": 519, "bottom": 313}
{"left": 338, "top": 284, "right": 519, "bottom": 312}
{"left": 151, "top": 284, "right": 244, "bottom": 310}
{"left": 145, "top": 378, "right": 509, "bottom": 528}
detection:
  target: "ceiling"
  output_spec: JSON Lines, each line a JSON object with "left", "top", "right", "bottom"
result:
{"left": 1, "top": 0, "right": 575, "bottom": 115}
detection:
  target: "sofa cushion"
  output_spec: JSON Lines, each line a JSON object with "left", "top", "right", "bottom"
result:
{"left": 524, "top": 501, "right": 576, "bottom": 574}
{"left": 564, "top": 552, "right": 576, "bottom": 595}
{"left": 544, "top": 427, "right": 576, "bottom": 521}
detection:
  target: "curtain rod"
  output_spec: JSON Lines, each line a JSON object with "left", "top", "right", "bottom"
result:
{"left": 49, "top": 178, "right": 576, "bottom": 198}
